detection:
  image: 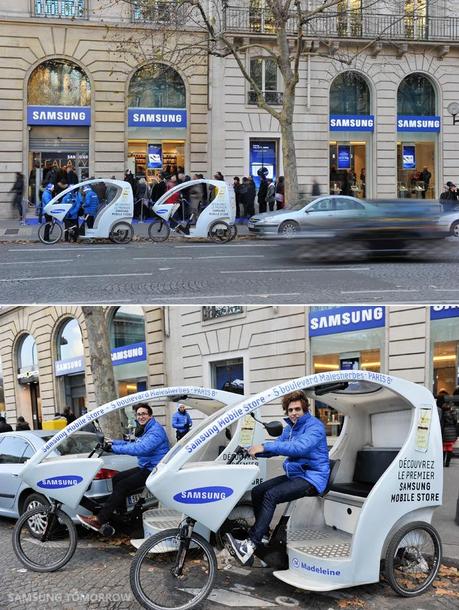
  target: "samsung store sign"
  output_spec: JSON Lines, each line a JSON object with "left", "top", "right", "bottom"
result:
{"left": 128, "top": 108, "right": 187, "bottom": 128}
{"left": 329, "top": 115, "right": 374, "bottom": 131}
{"left": 397, "top": 116, "right": 441, "bottom": 132}
{"left": 309, "top": 306, "right": 385, "bottom": 337}
{"left": 111, "top": 341, "right": 147, "bottom": 366}
{"left": 27, "top": 106, "right": 91, "bottom": 126}
{"left": 430, "top": 305, "right": 459, "bottom": 320}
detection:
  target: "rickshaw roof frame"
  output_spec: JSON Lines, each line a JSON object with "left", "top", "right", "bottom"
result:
{"left": 153, "top": 179, "right": 231, "bottom": 209}
{"left": 45, "top": 178, "right": 133, "bottom": 208}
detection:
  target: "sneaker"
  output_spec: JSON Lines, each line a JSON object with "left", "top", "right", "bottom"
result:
{"left": 76, "top": 514, "right": 103, "bottom": 532}
{"left": 225, "top": 533, "right": 256, "bottom": 565}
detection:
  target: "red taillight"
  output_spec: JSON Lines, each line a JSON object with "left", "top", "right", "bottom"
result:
{"left": 94, "top": 468, "right": 119, "bottom": 480}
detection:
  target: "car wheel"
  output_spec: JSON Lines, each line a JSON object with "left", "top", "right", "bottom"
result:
{"left": 450, "top": 220, "right": 459, "bottom": 237}
{"left": 21, "top": 493, "right": 50, "bottom": 538}
{"left": 278, "top": 220, "right": 299, "bottom": 237}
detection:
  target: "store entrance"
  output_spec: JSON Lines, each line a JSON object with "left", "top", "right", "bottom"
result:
{"left": 329, "top": 142, "right": 366, "bottom": 198}
{"left": 127, "top": 140, "right": 185, "bottom": 181}
{"left": 29, "top": 382, "right": 42, "bottom": 430}
{"left": 397, "top": 141, "right": 435, "bottom": 198}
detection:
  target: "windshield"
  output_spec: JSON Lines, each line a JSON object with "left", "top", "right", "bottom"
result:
{"left": 287, "top": 198, "right": 313, "bottom": 211}
{"left": 42, "top": 432, "right": 99, "bottom": 455}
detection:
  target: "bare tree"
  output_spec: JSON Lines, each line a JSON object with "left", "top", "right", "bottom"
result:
{"left": 81, "top": 306, "right": 123, "bottom": 438}
{"left": 107, "top": 0, "right": 426, "bottom": 202}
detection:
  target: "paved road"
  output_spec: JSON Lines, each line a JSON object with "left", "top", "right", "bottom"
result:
{"left": 0, "top": 238, "right": 458, "bottom": 304}
{"left": 1, "top": 516, "right": 458, "bottom": 610}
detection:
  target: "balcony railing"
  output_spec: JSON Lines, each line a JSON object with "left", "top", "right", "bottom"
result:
{"left": 224, "top": 7, "right": 459, "bottom": 43}
{"left": 248, "top": 90, "right": 283, "bottom": 105}
{"left": 33, "top": 0, "right": 87, "bottom": 19}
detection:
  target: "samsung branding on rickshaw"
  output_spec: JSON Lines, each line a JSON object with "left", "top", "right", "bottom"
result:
{"left": 173, "top": 486, "right": 233, "bottom": 504}
{"left": 37, "top": 475, "right": 83, "bottom": 489}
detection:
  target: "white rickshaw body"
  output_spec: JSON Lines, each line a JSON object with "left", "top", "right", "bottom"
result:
{"left": 42, "top": 179, "right": 134, "bottom": 239}
{"left": 143, "top": 370, "right": 443, "bottom": 593}
{"left": 18, "top": 386, "right": 266, "bottom": 518}
{"left": 152, "top": 179, "right": 236, "bottom": 238}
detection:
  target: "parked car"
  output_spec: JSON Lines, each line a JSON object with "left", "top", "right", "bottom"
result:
{"left": 0, "top": 430, "right": 138, "bottom": 530}
{"left": 438, "top": 205, "right": 459, "bottom": 237}
{"left": 248, "top": 195, "right": 368, "bottom": 237}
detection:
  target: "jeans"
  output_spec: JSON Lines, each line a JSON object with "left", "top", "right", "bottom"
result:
{"left": 97, "top": 466, "right": 151, "bottom": 524}
{"left": 249, "top": 475, "right": 318, "bottom": 545}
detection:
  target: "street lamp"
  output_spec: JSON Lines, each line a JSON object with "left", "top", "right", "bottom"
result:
{"left": 447, "top": 102, "right": 459, "bottom": 125}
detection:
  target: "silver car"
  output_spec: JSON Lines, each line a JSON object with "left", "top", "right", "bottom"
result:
{"left": 248, "top": 195, "right": 368, "bottom": 236}
{"left": 0, "top": 430, "right": 137, "bottom": 528}
{"left": 438, "top": 205, "right": 459, "bottom": 237}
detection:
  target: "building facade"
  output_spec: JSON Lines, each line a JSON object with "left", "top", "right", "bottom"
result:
{"left": 1, "top": 304, "right": 458, "bottom": 439}
{"left": 1, "top": 1, "right": 459, "bottom": 215}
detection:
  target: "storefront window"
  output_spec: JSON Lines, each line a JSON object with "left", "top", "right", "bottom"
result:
{"left": 128, "top": 64, "right": 186, "bottom": 109}
{"left": 330, "top": 71, "right": 370, "bottom": 116}
{"left": 18, "top": 334, "right": 38, "bottom": 372}
{"left": 55, "top": 319, "right": 86, "bottom": 417}
{"left": 397, "top": 73, "right": 437, "bottom": 198}
{"left": 17, "top": 334, "right": 42, "bottom": 429}
{"left": 57, "top": 318, "right": 84, "bottom": 360}
{"left": 28, "top": 59, "right": 91, "bottom": 106}
{"left": 430, "top": 311, "right": 459, "bottom": 395}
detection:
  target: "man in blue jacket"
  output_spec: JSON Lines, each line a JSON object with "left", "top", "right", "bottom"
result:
{"left": 77, "top": 403, "right": 169, "bottom": 532}
{"left": 172, "top": 404, "right": 192, "bottom": 441}
{"left": 226, "top": 390, "right": 330, "bottom": 564}
{"left": 82, "top": 185, "right": 99, "bottom": 229}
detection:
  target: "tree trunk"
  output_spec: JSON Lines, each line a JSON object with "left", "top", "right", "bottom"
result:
{"left": 280, "top": 113, "right": 299, "bottom": 206}
{"left": 81, "top": 307, "right": 123, "bottom": 438}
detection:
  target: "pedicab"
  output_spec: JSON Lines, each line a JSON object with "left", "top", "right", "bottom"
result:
{"left": 148, "top": 179, "right": 237, "bottom": 243}
{"left": 12, "top": 386, "right": 262, "bottom": 572}
{"left": 128, "top": 370, "right": 443, "bottom": 610}
{"left": 38, "top": 178, "right": 134, "bottom": 244}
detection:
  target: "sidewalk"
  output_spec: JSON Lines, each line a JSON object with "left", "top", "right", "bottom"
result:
{"left": 0, "top": 216, "right": 251, "bottom": 242}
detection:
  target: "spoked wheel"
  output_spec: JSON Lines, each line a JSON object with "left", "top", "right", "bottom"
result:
{"left": 148, "top": 218, "right": 171, "bottom": 242}
{"left": 109, "top": 221, "right": 134, "bottom": 244}
{"left": 229, "top": 224, "right": 238, "bottom": 241}
{"left": 450, "top": 221, "right": 459, "bottom": 238}
{"left": 38, "top": 221, "right": 63, "bottom": 244}
{"left": 130, "top": 528, "right": 217, "bottom": 610}
{"left": 208, "top": 220, "right": 232, "bottom": 243}
{"left": 13, "top": 505, "right": 77, "bottom": 572}
{"left": 21, "top": 493, "right": 50, "bottom": 538}
{"left": 384, "top": 521, "right": 442, "bottom": 597}
{"left": 278, "top": 220, "right": 299, "bottom": 238}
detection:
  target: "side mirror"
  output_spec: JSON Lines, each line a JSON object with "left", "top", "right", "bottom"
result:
{"left": 264, "top": 421, "right": 283, "bottom": 437}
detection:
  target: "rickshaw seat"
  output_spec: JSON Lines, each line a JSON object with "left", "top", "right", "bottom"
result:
{"left": 329, "top": 449, "right": 398, "bottom": 498}
{"left": 319, "top": 459, "right": 340, "bottom": 497}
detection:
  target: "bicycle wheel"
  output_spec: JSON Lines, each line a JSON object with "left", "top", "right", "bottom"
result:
{"left": 38, "top": 221, "right": 63, "bottom": 245}
{"left": 109, "top": 221, "right": 134, "bottom": 244}
{"left": 148, "top": 217, "right": 170, "bottom": 242}
{"left": 208, "top": 220, "right": 232, "bottom": 243}
{"left": 229, "top": 224, "right": 238, "bottom": 241}
{"left": 130, "top": 528, "right": 217, "bottom": 610}
{"left": 12, "top": 505, "right": 78, "bottom": 572}
{"left": 384, "top": 521, "right": 442, "bottom": 597}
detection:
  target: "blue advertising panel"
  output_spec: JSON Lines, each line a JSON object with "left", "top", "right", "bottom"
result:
{"left": 250, "top": 140, "right": 277, "bottom": 188}
{"left": 329, "top": 115, "right": 374, "bottom": 131}
{"left": 430, "top": 306, "right": 459, "bottom": 320}
{"left": 27, "top": 106, "right": 91, "bottom": 126}
{"left": 55, "top": 356, "right": 85, "bottom": 377}
{"left": 147, "top": 144, "right": 162, "bottom": 169}
{"left": 111, "top": 341, "right": 147, "bottom": 366}
{"left": 128, "top": 108, "right": 187, "bottom": 128}
{"left": 402, "top": 144, "right": 416, "bottom": 170}
{"left": 309, "top": 306, "right": 385, "bottom": 337}
{"left": 397, "top": 116, "right": 441, "bottom": 132}
{"left": 337, "top": 145, "right": 351, "bottom": 170}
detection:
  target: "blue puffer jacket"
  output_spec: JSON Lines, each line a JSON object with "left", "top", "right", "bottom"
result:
{"left": 83, "top": 190, "right": 99, "bottom": 216}
{"left": 262, "top": 412, "right": 330, "bottom": 494}
{"left": 41, "top": 188, "right": 54, "bottom": 210}
{"left": 111, "top": 417, "right": 170, "bottom": 471}
{"left": 63, "top": 193, "right": 80, "bottom": 220}
{"left": 172, "top": 410, "right": 192, "bottom": 433}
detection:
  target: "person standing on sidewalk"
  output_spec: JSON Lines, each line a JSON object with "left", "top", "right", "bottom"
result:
{"left": 77, "top": 403, "right": 170, "bottom": 533}
{"left": 438, "top": 391, "right": 458, "bottom": 467}
{"left": 172, "top": 404, "right": 192, "bottom": 441}
{"left": 10, "top": 172, "right": 25, "bottom": 223}
{"left": 226, "top": 390, "right": 329, "bottom": 565}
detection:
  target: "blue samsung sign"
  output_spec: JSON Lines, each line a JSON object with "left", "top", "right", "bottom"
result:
{"left": 27, "top": 106, "right": 91, "bottom": 126}
{"left": 37, "top": 476, "right": 83, "bottom": 489}
{"left": 128, "top": 108, "right": 187, "bottom": 128}
{"left": 309, "top": 306, "right": 385, "bottom": 337}
{"left": 430, "top": 306, "right": 459, "bottom": 320}
{"left": 397, "top": 115, "right": 441, "bottom": 132}
{"left": 173, "top": 486, "right": 234, "bottom": 504}
{"left": 329, "top": 115, "right": 374, "bottom": 131}
{"left": 111, "top": 341, "right": 147, "bottom": 366}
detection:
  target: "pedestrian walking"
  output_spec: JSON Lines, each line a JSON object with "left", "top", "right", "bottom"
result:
{"left": 16, "top": 416, "right": 31, "bottom": 431}
{"left": 0, "top": 416, "right": 13, "bottom": 433}
{"left": 311, "top": 179, "right": 321, "bottom": 196}
{"left": 275, "top": 176, "right": 285, "bottom": 210}
{"left": 266, "top": 178, "right": 276, "bottom": 211}
{"left": 437, "top": 390, "right": 458, "bottom": 467}
{"left": 421, "top": 166, "right": 431, "bottom": 199}
{"left": 63, "top": 406, "right": 76, "bottom": 425}
{"left": 9, "top": 172, "right": 25, "bottom": 223}
{"left": 233, "top": 176, "right": 242, "bottom": 218}
{"left": 172, "top": 404, "right": 193, "bottom": 441}
{"left": 257, "top": 175, "right": 268, "bottom": 214}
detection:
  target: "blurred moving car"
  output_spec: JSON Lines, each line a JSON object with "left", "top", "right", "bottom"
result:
{"left": 438, "top": 205, "right": 459, "bottom": 237}
{"left": 248, "top": 195, "right": 368, "bottom": 237}
{"left": 0, "top": 430, "right": 138, "bottom": 531}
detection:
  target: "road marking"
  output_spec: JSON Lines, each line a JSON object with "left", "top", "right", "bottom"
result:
{"left": 432, "top": 288, "right": 459, "bottom": 291}
{"left": 221, "top": 267, "right": 370, "bottom": 274}
{"left": 133, "top": 255, "right": 265, "bottom": 260}
{"left": 341, "top": 289, "right": 418, "bottom": 294}
{"left": 174, "top": 243, "right": 281, "bottom": 248}
{"left": 0, "top": 259, "right": 74, "bottom": 265}
{"left": 0, "top": 273, "right": 153, "bottom": 283}
{"left": 8, "top": 246, "right": 125, "bottom": 252}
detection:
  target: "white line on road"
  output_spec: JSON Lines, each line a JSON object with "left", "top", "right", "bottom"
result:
{"left": 220, "top": 267, "right": 370, "bottom": 274}
{"left": 8, "top": 246, "right": 125, "bottom": 252}
{"left": 174, "top": 244, "right": 281, "bottom": 248}
{"left": 341, "top": 289, "right": 419, "bottom": 294}
{"left": 0, "top": 259, "right": 74, "bottom": 265}
{"left": 133, "top": 255, "right": 265, "bottom": 260}
{"left": 0, "top": 273, "right": 153, "bottom": 283}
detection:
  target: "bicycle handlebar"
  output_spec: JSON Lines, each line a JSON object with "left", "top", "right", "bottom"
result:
{"left": 227, "top": 445, "right": 250, "bottom": 464}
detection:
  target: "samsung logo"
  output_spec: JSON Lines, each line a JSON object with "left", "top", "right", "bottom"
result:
{"left": 132, "top": 112, "right": 183, "bottom": 124}
{"left": 310, "top": 306, "right": 384, "bottom": 331}
{"left": 397, "top": 118, "right": 440, "bottom": 129}
{"left": 37, "top": 476, "right": 83, "bottom": 489}
{"left": 330, "top": 118, "right": 373, "bottom": 128}
{"left": 32, "top": 110, "right": 86, "bottom": 121}
{"left": 173, "top": 486, "right": 233, "bottom": 504}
